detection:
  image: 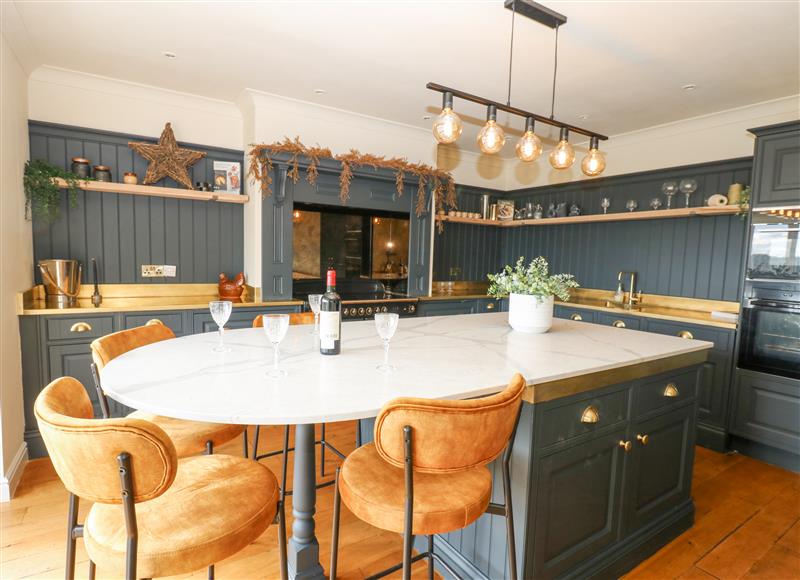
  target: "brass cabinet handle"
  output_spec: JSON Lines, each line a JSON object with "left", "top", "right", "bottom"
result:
{"left": 677, "top": 330, "right": 694, "bottom": 340}
{"left": 486, "top": 302, "right": 496, "bottom": 310}
{"left": 612, "top": 320, "right": 626, "bottom": 328}
{"left": 146, "top": 319, "right": 164, "bottom": 326}
{"left": 619, "top": 440, "right": 632, "bottom": 452}
{"left": 69, "top": 322, "right": 92, "bottom": 333}
{"left": 580, "top": 405, "right": 600, "bottom": 424}
{"left": 663, "top": 383, "right": 679, "bottom": 397}
{"left": 570, "top": 313, "right": 583, "bottom": 321}
{"left": 637, "top": 433, "right": 649, "bottom": 445}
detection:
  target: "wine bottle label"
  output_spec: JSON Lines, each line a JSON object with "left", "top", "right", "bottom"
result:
{"left": 320, "top": 311, "right": 340, "bottom": 349}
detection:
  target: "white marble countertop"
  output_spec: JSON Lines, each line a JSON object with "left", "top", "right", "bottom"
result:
{"left": 100, "top": 312, "right": 713, "bottom": 425}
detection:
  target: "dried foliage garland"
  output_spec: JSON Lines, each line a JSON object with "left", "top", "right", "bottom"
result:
{"left": 249, "top": 137, "right": 457, "bottom": 219}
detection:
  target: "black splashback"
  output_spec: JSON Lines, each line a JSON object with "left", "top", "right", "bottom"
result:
{"left": 28, "top": 121, "right": 245, "bottom": 285}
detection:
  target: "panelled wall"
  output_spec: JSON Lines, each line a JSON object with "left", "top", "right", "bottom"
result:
{"left": 435, "top": 158, "right": 752, "bottom": 301}
{"left": 433, "top": 185, "right": 504, "bottom": 281}
{"left": 28, "top": 122, "right": 245, "bottom": 284}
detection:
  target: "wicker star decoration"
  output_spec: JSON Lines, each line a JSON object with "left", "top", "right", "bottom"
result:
{"left": 128, "top": 123, "right": 206, "bottom": 190}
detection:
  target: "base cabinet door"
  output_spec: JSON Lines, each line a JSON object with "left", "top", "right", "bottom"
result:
{"left": 624, "top": 405, "right": 695, "bottom": 533}
{"left": 732, "top": 369, "right": 800, "bottom": 453}
{"left": 532, "top": 428, "right": 626, "bottom": 578}
{"left": 418, "top": 300, "right": 477, "bottom": 317}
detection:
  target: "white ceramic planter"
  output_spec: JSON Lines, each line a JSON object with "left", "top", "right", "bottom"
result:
{"left": 508, "top": 293, "right": 554, "bottom": 333}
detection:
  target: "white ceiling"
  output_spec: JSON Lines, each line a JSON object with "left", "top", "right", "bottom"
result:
{"left": 8, "top": 1, "right": 800, "bottom": 154}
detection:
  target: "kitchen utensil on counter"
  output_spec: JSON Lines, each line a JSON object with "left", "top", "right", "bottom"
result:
{"left": 38, "top": 259, "right": 82, "bottom": 306}
{"left": 218, "top": 272, "right": 246, "bottom": 300}
{"left": 662, "top": 181, "right": 678, "bottom": 209}
{"left": 707, "top": 194, "right": 728, "bottom": 207}
{"left": 93, "top": 165, "right": 112, "bottom": 182}
{"left": 679, "top": 178, "right": 698, "bottom": 207}
{"left": 70, "top": 158, "right": 91, "bottom": 179}
{"left": 91, "top": 258, "right": 102, "bottom": 307}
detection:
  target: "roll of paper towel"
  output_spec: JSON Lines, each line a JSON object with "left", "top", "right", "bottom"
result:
{"left": 707, "top": 194, "right": 729, "bottom": 207}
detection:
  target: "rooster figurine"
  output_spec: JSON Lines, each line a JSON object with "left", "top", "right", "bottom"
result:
{"left": 218, "top": 272, "right": 246, "bottom": 301}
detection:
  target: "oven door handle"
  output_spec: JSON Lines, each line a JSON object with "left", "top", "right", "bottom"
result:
{"left": 748, "top": 299, "right": 800, "bottom": 310}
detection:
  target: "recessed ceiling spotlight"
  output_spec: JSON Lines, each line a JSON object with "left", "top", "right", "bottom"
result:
{"left": 422, "top": 115, "right": 432, "bottom": 120}
{"left": 577, "top": 114, "right": 589, "bottom": 120}
{"left": 162, "top": 51, "right": 177, "bottom": 59}
{"left": 681, "top": 83, "right": 697, "bottom": 91}
{"left": 313, "top": 88, "right": 326, "bottom": 94}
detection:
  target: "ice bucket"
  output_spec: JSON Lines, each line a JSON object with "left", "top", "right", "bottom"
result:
{"left": 38, "top": 259, "right": 82, "bottom": 305}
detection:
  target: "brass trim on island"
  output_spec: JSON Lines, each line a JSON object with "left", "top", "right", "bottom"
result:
{"left": 522, "top": 349, "right": 709, "bottom": 404}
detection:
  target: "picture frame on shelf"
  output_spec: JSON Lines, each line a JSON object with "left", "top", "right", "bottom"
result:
{"left": 213, "top": 161, "right": 242, "bottom": 194}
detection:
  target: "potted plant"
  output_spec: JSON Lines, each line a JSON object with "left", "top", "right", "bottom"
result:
{"left": 23, "top": 159, "right": 84, "bottom": 223}
{"left": 487, "top": 257, "right": 579, "bottom": 333}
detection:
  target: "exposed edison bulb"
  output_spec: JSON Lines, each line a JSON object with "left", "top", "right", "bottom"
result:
{"left": 516, "top": 118, "right": 543, "bottom": 162}
{"left": 581, "top": 137, "right": 606, "bottom": 176}
{"left": 432, "top": 92, "right": 463, "bottom": 144}
{"left": 549, "top": 127, "right": 575, "bottom": 170}
{"left": 477, "top": 105, "right": 505, "bottom": 154}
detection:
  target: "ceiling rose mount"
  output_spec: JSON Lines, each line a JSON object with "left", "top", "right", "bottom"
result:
{"left": 428, "top": 0, "right": 607, "bottom": 175}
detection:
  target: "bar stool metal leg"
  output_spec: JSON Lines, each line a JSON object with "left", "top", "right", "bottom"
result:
{"left": 330, "top": 467, "right": 342, "bottom": 580}
{"left": 65, "top": 493, "right": 79, "bottom": 580}
{"left": 427, "top": 535, "right": 434, "bottom": 580}
{"left": 88, "top": 560, "right": 96, "bottom": 580}
{"left": 402, "top": 425, "right": 414, "bottom": 580}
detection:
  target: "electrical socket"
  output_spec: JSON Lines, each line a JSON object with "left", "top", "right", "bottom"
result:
{"left": 141, "top": 265, "right": 177, "bottom": 278}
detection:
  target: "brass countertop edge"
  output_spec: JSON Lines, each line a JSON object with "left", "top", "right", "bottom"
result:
{"left": 20, "top": 300, "right": 304, "bottom": 316}
{"left": 522, "top": 350, "right": 710, "bottom": 405}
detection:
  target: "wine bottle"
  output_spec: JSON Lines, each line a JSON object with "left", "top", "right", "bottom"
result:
{"left": 319, "top": 269, "right": 341, "bottom": 355}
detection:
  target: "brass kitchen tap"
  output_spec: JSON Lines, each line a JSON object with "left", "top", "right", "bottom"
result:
{"left": 617, "top": 271, "right": 641, "bottom": 310}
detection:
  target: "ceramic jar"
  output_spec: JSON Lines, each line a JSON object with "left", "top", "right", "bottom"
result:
{"left": 123, "top": 172, "right": 138, "bottom": 185}
{"left": 508, "top": 293, "right": 554, "bottom": 333}
{"left": 93, "top": 165, "right": 112, "bottom": 182}
{"left": 70, "top": 158, "right": 91, "bottom": 179}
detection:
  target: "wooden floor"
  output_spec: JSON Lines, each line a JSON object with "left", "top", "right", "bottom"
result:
{"left": 3, "top": 423, "right": 799, "bottom": 580}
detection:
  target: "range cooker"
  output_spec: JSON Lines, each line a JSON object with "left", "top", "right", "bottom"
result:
{"left": 293, "top": 278, "right": 418, "bottom": 321}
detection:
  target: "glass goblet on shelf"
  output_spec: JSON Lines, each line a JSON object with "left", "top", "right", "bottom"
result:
{"left": 626, "top": 200, "right": 638, "bottom": 212}
{"left": 600, "top": 197, "right": 611, "bottom": 214}
{"left": 308, "top": 294, "right": 322, "bottom": 336}
{"left": 264, "top": 314, "right": 290, "bottom": 378}
{"left": 679, "top": 178, "right": 698, "bottom": 208}
{"left": 650, "top": 198, "right": 663, "bottom": 210}
{"left": 209, "top": 300, "right": 232, "bottom": 352}
{"left": 375, "top": 312, "right": 400, "bottom": 373}
{"left": 662, "top": 181, "right": 678, "bottom": 209}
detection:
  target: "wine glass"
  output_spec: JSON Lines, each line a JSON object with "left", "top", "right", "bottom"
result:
{"left": 209, "top": 301, "right": 232, "bottom": 352}
{"left": 626, "top": 200, "right": 638, "bottom": 212}
{"left": 679, "top": 178, "right": 698, "bottom": 208}
{"left": 600, "top": 197, "right": 611, "bottom": 214}
{"left": 308, "top": 294, "right": 322, "bottom": 335}
{"left": 662, "top": 181, "right": 678, "bottom": 209}
{"left": 374, "top": 313, "right": 400, "bottom": 373}
{"left": 263, "top": 314, "right": 290, "bottom": 378}
{"left": 650, "top": 198, "right": 663, "bottom": 210}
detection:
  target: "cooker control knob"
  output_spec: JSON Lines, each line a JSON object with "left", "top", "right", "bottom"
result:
{"left": 409, "top": 304, "right": 416, "bottom": 313}
{"left": 382, "top": 306, "right": 389, "bottom": 313}
{"left": 366, "top": 307, "right": 373, "bottom": 315}
{"left": 358, "top": 307, "right": 365, "bottom": 316}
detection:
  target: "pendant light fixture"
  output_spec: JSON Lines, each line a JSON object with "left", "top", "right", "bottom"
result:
{"left": 581, "top": 136, "right": 606, "bottom": 176}
{"left": 549, "top": 127, "right": 575, "bottom": 169}
{"left": 432, "top": 91, "right": 463, "bottom": 144}
{"left": 478, "top": 105, "right": 506, "bottom": 154}
{"left": 516, "top": 117, "right": 543, "bottom": 161}
{"left": 426, "top": 1, "right": 607, "bottom": 174}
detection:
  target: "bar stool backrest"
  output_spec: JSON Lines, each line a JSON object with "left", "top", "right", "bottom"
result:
{"left": 374, "top": 373, "right": 525, "bottom": 474}
{"left": 35, "top": 376, "right": 178, "bottom": 504}
{"left": 252, "top": 312, "right": 315, "bottom": 327}
{"left": 91, "top": 323, "right": 175, "bottom": 371}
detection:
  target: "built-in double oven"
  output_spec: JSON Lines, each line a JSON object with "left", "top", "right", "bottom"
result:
{"left": 738, "top": 211, "right": 800, "bottom": 379}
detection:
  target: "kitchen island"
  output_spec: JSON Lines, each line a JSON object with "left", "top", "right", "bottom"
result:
{"left": 99, "top": 312, "right": 711, "bottom": 579}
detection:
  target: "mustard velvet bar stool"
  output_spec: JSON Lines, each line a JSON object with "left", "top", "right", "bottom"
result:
{"left": 250, "top": 313, "right": 350, "bottom": 487}
{"left": 330, "top": 374, "right": 525, "bottom": 580}
{"left": 35, "top": 376, "right": 287, "bottom": 580}
{"left": 90, "top": 321, "right": 247, "bottom": 458}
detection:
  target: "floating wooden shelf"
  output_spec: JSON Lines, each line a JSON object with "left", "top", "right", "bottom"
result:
{"left": 436, "top": 205, "right": 742, "bottom": 227}
{"left": 54, "top": 178, "right": 249, "bottom": 204}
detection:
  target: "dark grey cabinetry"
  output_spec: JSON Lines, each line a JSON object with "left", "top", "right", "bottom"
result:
{"left": 595, "top": 311, "right": 643, "bottom": 330}
{"left": 749, "top": 121, "right": 800, "bottom": 209}
{"left": 554, "top": 304, "right": 596, "bottom": 323}
{"left": 20, "top": 303, "right": 301, "bottom": 458}
{"left": 418, "top": 299, "right": 478, "bottom": 316}
{"left": 731, "top": 368, "right": 800, "bottom": 455}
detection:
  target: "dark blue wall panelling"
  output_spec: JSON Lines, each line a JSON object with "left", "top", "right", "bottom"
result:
{"left": 28, "top": 121, "right": 245, "bottom": 285}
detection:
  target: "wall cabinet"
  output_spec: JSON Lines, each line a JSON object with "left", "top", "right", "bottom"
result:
{"left": 20, "top": 304, "right": 301, "bottom": 458}
{"left": 749, "top": 122, "right": 800, "bottom": 209}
